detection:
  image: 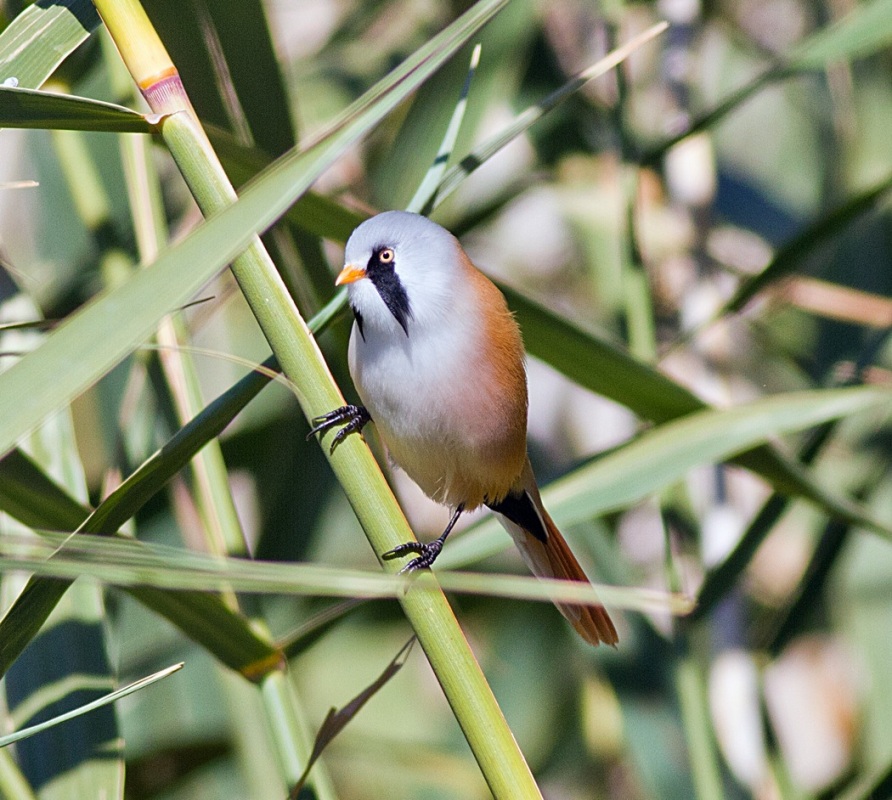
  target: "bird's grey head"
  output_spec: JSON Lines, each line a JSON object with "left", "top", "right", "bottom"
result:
{"left": 339, "top": 211, "right": 463, "bottom": 338}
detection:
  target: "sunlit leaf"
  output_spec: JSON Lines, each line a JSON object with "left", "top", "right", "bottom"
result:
{"left": 0, "top": 86, "right": 155, "bottom": 132}
{"left": 0, "top": 448, "right": 281, "bottom": 680}
{"left": 0, "top": 0, "right": 99, "bottom": 91}
{"left": 0, "top": 528, "right": 689, "bottom": 613}
{"left": 789, "top": 0, "right": 892, "bottom": 68}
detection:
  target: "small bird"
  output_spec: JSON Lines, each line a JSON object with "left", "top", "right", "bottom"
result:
{"left": 310, "top": 211, "right": 617, "bottom": 646}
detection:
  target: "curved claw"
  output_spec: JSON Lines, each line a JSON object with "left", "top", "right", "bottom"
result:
{"left": 382, "top": 505, "right": 462, "bottom": 573}
{"left": 383, "top": 539, "right": 444, "bottom": 573}
{"left": 306, "top": 404, "right": 371, "bottom": 453}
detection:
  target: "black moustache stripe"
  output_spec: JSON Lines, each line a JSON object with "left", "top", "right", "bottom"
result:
{"left": 352, "top": 306, "right": 365, "bottom": 340}
{"left": 366, "top": 250, "right": 412, "bottom": 335}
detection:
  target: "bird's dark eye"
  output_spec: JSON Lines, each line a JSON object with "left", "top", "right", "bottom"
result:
{"left": 378, "top": 247, "right": 394, "bottom": 264}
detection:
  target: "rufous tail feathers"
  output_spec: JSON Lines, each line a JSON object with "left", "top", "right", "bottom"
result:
{"left": 497, "top": 467, "right": 618, "bottom": 646}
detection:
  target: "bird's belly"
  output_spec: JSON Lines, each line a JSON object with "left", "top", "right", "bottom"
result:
{"left": 349, "top": 330, "right": 524, "bottom": 508}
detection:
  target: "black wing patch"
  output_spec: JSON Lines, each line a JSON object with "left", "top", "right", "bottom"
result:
{"left": 486, "top": 490, "right": 548, "bottom": 543}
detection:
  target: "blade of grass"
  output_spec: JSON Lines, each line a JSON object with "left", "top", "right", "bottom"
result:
{"left": 0, "top": 0, "right": 100, "bottom": 90}
{"left": 278, "top": 600, "right": 367, "bottom": 659}
{"left": 0, "top": 288, "right": 124, "bottom": 796}
{"left": 435, "top": 22, "right": 668, "bottom": 204}
{"left": 763, "top": 516, "right": 852, "bottom": 655}
{"left": 721, "top": 176, "right": 892, "bottom": 314}
{"left": 504, "top": 274, "right": 701, "bottom": 424}
{"left": 206, "top": 126, "right": 365, "bottom": 239}
{"left": 508, "top": 286, "right": 892, "bottom": 537}
{"left": 689, "top": 494, "right": 790, "bottom": 622}
{"left": 691, "top": 328, "right": 892, "bottom": 620}
{"left": 0, "top": 86, "right": 155, "bottom": 131}
{"left": 787, "top": 0, "right": 892, "bottom": 67}
{"left": 0, "top": 448, "right": 282, "bottom": 681}
{"left": 0, "top": 663, "right": 183, "bottom": 747}
{"left": 408, "top": 43, "right": 481, "bottom": 215}
{"left": 439, "top": 385, "right": 892, "bottom": 569}
{"left": 203, "top": 0, "right": 295, "bottom": 157}
{"left": 0, "top": 528, "right": 688, "bottom": 614}
{"left": 643, "top": 0, "right": 892, "bottom": 164}
{"left": 288, "top": 639, "right": 415, "bottom": 798}
{"left": 3, "top": 581, "right": 124, "bottom": 795}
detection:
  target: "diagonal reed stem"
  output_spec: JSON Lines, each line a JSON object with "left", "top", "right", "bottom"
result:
{"left": 94, "top": 1, "right": 541, "bottom": 795}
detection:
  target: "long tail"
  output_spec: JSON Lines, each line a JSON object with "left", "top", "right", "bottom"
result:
{"left": 492, "top": 461, "right": 618, "bottom": 647}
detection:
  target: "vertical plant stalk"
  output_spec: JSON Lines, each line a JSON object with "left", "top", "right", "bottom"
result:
{"left": 0, "top": 747, "right": 36, "bottom": 800}
{"left": 257, "top": 657, "right": 339, "bottom": 798}
{"left": 119, "top": 104, "right": 248, "bottom": 561}
{"left": 94, "top": 1, "right": 541, "bottom": 796}
{"left": 108, "top": 37, "right": 250, "bottom": 569}
{"left": 676, "top": 636, "right": 725, "bottom": 800}
{"left": 606, "top": 23, "right": 657, "bottom": 363}
{"left": 48, "top": 113, "right": 132, "bottom": 288}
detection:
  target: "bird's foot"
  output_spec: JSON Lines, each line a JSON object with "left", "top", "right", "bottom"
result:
{"left": 307, "top": 404, "right": 371, "bottom": 454}
{"left": 383, "top": 505, "right": 463, "bottom": 573}
{"left": 383, "top": 537, "right": 445, "bottom": 573}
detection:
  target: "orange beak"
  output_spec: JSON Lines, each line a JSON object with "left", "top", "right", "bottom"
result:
{"left": 335, "top": 263, "right": 366, "bottom": 286}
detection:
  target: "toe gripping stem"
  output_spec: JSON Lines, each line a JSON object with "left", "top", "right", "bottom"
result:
{"left": 383, "top": 504, "right": 464, "bottom": 574}
{"left": 307, "top": 404, "right": 371, "bottom": 454}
